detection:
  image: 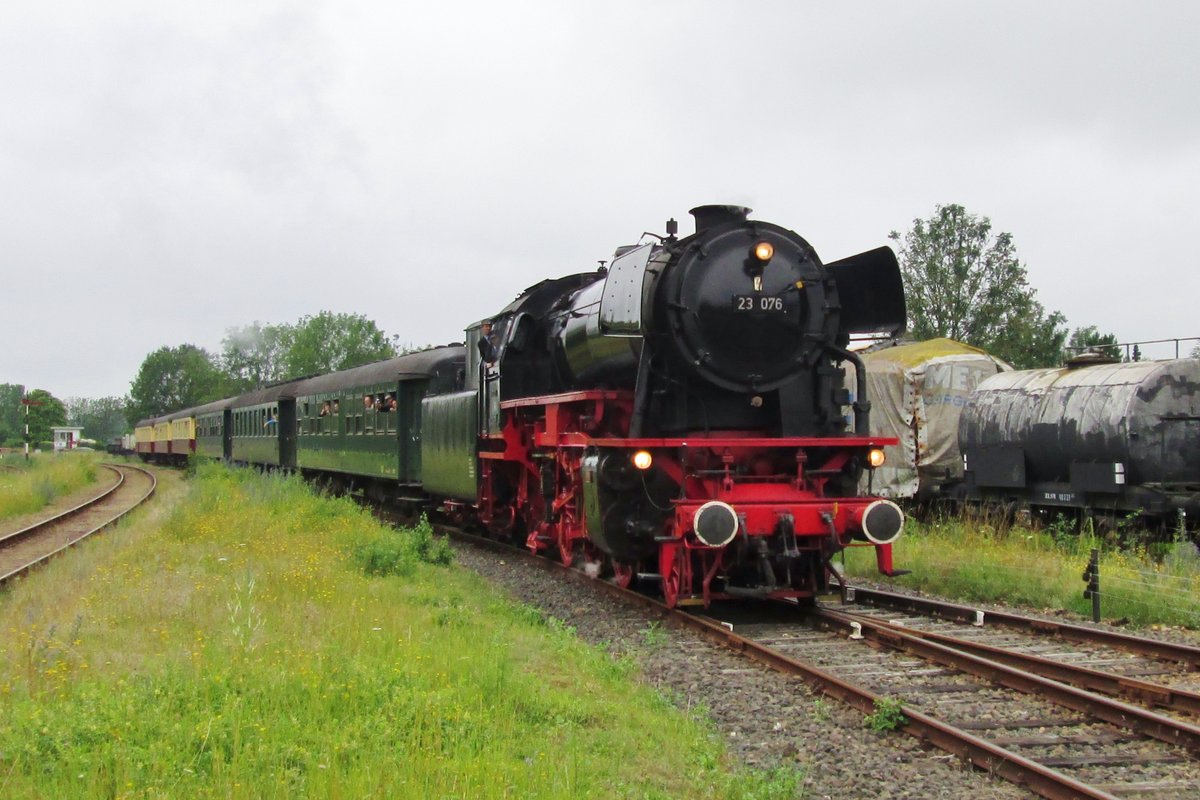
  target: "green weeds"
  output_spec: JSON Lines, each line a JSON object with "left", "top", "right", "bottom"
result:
{"left": 845, "top": 514, "right": 1200, "bottom": 628}
{"left": 641, "top": 620, "right": 669, "bottom": 648}
{"left": 0, "top": 462, "right": 801, "bottom": 798}
{"left": 353, "top": 514, "right": 453, "bottom": 576}
{"left": 0, "top": 453, "right": 98, "bottom": 521}
{"left": 865, "top": 697, "right": 907, "bottom": 732}
{"left": 734, "top": 764, "right": 806, "bottom": 800}
{"left": 810, "top": 696, "right": 830, "bottom": 722}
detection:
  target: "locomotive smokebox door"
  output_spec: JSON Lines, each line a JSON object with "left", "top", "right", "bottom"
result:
{"left": 599, "top": 243, "right": 653, "bottom": 336}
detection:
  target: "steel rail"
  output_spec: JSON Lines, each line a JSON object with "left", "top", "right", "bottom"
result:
{"left": 0, "top": 464, "right": 157, "bottom": 584}
{"left": 845, "top": 586, "right": 1200, "bottom": 668}
{"left": 814, "top": 606, "right": 1200, "bottom": 754}
{"left": 443, "top": 528, "right": 1119, "bottom": 800}
{"left": 834, "top": 606, "right": 1200, "bottom": 716}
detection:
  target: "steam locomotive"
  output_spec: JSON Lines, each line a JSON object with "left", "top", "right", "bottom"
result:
{"left": 138, "top": 205, "right": 908, "bottom": 606}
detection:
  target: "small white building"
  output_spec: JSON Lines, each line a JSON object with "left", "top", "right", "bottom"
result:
{"left": 52, "top": 426, "right": 85, "bottom": 451}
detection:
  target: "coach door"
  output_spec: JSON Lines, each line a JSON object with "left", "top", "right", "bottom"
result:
{"left": 399, "top": 378, "right": 428, "bottom": 484}
{"left": 222, "top": 409, "right": 233, "bottom": 461}
{"left": 278, "top": 399, "right": 298, "bottom": 468}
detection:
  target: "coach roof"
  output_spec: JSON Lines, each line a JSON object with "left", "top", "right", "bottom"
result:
{"left": 292, "top": 345, "right": 465, "bottom": 396}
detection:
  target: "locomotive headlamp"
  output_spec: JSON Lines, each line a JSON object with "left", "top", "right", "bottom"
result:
{"left": 867, "top": 447, "right": 886, "bottom": 468}
{"left": 632, "top": 450, "right": 653, "bottom": 470}
{"left": 752, "top": 241, "right": 774, "bottom": 262}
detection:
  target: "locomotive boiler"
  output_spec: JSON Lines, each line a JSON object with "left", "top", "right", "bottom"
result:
{"left": 441, "top": 205, "right": 910, "bottom": 605}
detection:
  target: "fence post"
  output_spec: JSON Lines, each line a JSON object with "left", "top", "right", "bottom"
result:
{"left": 1082, "top": 549, "right": 1101, "bottom": 623}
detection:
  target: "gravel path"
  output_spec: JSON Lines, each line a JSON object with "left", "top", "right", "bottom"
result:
{"left": 453, "top": 545, "right": 1033, "bottom": 799}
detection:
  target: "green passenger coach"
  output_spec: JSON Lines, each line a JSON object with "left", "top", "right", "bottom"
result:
{"left": 230, "top": 382, "right": 302, "bottom": 467}
{"left": 192, "top": 397, "right": 233, "bottom": 460}
{"left": 292, "top": 346, "right": 466, "bottom": 493}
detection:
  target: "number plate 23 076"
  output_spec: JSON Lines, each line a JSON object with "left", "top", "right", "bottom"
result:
{"left": 733, "top": 295, "right": 785, "bottom": 313}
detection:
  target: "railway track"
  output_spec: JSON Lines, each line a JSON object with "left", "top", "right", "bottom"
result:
{"left": 831, "top": 587, "right": 1200, "bottom": 714}
{"left": 716, "top": 602, "right": 1200, "bottom": 799}
{"left": 0, "top": 463, "right": 156, "bottom": 583}
{"left": 443, "top": 527, "right": 1200, "bottom": 799}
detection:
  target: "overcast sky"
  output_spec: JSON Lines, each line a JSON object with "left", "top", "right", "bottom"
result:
{"left": 3, "top": 1, "right": 1197, "bottom": 400}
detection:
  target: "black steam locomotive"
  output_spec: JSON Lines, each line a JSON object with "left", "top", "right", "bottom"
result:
{"left": 428, "top": 204, "right": 908, "bottom": 604}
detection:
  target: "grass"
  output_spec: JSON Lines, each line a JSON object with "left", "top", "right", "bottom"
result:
{"left": 0, "top": 452, "right": 99, "bottom": 522}
{"left": 864, "top": 698, "right": 907, "bottom": 733}
{"left": 842, "top": 513, "right": 1200, "bottom": 628}
{"left": 0, "top": 463, "right": 803, "bottom": 799}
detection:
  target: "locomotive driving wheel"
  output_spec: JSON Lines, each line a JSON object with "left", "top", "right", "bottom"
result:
{"left": 611, "top": 559, "right": 634, "bottom": 589}
{"left": 659, "top": 544, "right": 686, "bottom": 608}
{"left": 579, "top": 543, "right": 605, "bottom": 579}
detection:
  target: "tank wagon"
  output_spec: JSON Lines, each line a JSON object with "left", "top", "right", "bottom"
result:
{"left": 959, "top": 357, "right": 1200, "bottom": 524}
{"left": 147, "top": 204, "right": 910, "bottom": 606}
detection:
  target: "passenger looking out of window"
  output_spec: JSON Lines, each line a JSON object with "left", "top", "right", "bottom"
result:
{"left": 319, "top": 401, "right": 331, "bottom": 417}
{"left": 363, "top": 395, "right": 374, "bottom": 411}
{"left": 382, "top": 394, "right": 396, "bottom": 412}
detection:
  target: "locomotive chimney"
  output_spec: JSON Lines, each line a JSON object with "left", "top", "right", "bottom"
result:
{"left": 689, "top": 204, "right": 751, "bottom": 233}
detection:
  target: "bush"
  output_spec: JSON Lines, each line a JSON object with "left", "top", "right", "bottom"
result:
{"left": 353, "top": 515, "right": 454, "bottom": 577}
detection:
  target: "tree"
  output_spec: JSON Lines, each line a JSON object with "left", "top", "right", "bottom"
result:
{"left": 126, "top": 345, "right": 228, "bottom": 426}
{"left": 890, "top": 204, "right": 1067, "bottom": 369}
{"left": 0, "top": 383, "right": 24, "bottom": 446}
{"left": 280, "top": 312, "right": 398, "bottom": 378}
{"left": 221, "top": 322, "right": 289, "bottom": 391}
{"left": 65, "top": 396, "right": 129, "bottom": 442}
{"left": 23, "top": 389, "right": 67, "bottom": 446}
{"left": 1066, "top": 326, "right": 1121, "bottom": 361}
